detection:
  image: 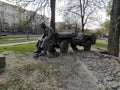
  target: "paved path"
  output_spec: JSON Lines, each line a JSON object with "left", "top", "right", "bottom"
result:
{"left": 96, "top": 39, "right": 108, "bottom": 45}
{"left": 0, "top": 41, "right": 37, "bottom": 46}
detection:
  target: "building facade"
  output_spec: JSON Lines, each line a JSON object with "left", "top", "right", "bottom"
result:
{"left": 0, "top": 1, "right": 49, "bottom": 33}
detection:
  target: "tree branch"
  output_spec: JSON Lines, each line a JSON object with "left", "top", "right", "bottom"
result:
{"left": 69, "top": 11, "right": 81, "bottom": 17}
{"left": 84, "top": 11, "right": 93, "bottom": 25}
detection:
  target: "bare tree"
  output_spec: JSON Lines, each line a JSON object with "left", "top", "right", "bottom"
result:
{"left": 7, "top": 0, "right": 49, "bottom": 39}
{"left": 0, "top": 19, "right": 2, "bottom": 36}
{"left": 61, "top": 0, "right": 106, "bottom": 32}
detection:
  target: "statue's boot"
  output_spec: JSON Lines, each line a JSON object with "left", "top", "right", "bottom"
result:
{"left": 39, "top": 51, "right": 46, "bottom": 56}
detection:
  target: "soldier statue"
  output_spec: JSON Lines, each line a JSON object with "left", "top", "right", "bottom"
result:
{"left": 34, "top": 22, "right": 55, "bottom": 56}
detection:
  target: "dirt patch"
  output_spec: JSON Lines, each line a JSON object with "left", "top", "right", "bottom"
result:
{"left": 0, "top": 49, "right": 119, "bottom": 90}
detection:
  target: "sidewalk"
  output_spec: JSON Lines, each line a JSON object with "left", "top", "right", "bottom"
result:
{"left": 0, "top": 41, "right": 37, "bottom": 46}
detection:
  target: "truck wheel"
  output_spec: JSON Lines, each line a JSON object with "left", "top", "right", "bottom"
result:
{"left": 60, "top": 41, "right": 68, "bottom": 53}
{"left": 84, "top": 40, "right": 91, "bottom": 51}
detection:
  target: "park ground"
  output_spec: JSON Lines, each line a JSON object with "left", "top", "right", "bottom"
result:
{"left": 0, "top": 43, "right": 120, "bottom": 90}
{"left": 0, "top": 35, "right": 120, "bottom": 90}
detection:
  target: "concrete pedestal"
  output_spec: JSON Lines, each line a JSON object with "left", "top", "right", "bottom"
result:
{"left": 0, "top": 55, "right": 6, "bottom": 73}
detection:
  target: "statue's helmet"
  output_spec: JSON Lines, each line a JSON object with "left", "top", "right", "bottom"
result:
{"left": 40, "top": 22, "right": 46, "bottom": 29}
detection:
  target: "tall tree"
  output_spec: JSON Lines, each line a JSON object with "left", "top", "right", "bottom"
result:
{"left": 108, "top": 0, "right": 120, "bottom": 57}
{"left": 62, "top": 0, "right": 106, "bottom": 32}
{"left": 50, "top": 0, "right": 56, "bottom": 31}
{"left": 0, "top": 19, "right": 1, "bottom": 36}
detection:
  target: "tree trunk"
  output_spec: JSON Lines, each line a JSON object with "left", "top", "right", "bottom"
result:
{"left": 81, "top": 16, "right": 84, "bottom": 32}
{"left": 81, "top": 23, "right": 84, "bottom": 32}
{"left": 50, "top": 0, "right": 56, "bottom": 31}
{"left": 108, "top": 0, "right": 120, "bottom": 57}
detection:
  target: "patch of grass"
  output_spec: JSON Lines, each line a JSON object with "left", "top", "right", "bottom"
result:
{"left": 3, "top": 63, "right": 64, "bottom": 90}
{"left": 7, "top": 77, "right": 25, "bottom": 90}
{"left": 22, "top": 63, "right": 61, "bottom": 79}
{"left": 0, "top": 43, "right": 36, "bottom": 53}
{"left": 0, "top": 84, "right": 7, "bottom": 90}
{"left": 95, "top": 42, "right": 120, "bottom": 50}
{"left": 95, "top": 42, "right": 107, "bottom": 48}
{"left": 0, "top": 36, "right": 38, "bottom": 44}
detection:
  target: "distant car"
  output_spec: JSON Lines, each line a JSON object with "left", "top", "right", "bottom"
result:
{"left": 0, "top": 32, "right": 8, "bottom": 36}
{"left": 101, "top": 34, "right": 107, "bottom": 38}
